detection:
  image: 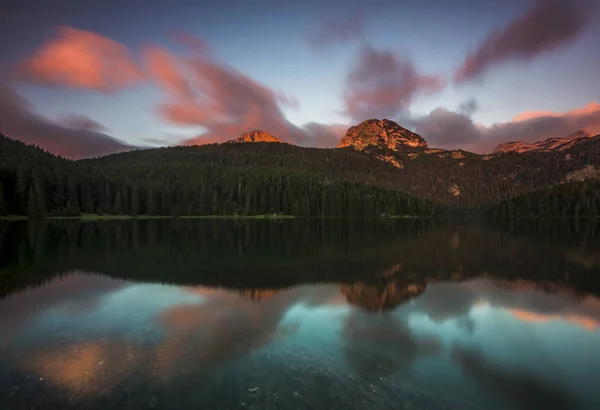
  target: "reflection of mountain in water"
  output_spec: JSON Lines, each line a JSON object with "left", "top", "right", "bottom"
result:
{"left": 339, "top": 281, "right": 426, "bottom": 312}
{"left": 1, "top": 218, "right": 600, "bottom": 299}
{"left": 238, "top": 288, "right": 280, "bottom": 301}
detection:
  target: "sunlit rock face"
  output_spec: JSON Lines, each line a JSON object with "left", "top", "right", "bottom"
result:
{"left": 493, "top": 130, "right": 593, "bottom": 154}
{"left": 339, "top": 281, "right": 427, "bottom": 312}
{"left": 563, "top": 165, "right": 600, "bottom": 182}
{"left": 227, "top": 131, "right": 283, "bottom": 143}
{"left": 338, "top": 119, "right": 428, "bottom": 151}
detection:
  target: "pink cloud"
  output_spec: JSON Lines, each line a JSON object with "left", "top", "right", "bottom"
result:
{"left": 145, "top": 42, "right": 336, "bottom": 146}
{"left": 455, "top": 0, "right": 590, "bottom": 84}
{"left": 17, "top": 26, "right": 144, "bottom": 91}
{"left": 410, "top": 100, "right": 600, "bottom": 152}
{"left": 343, "top": 45, "right": 444, "bottom": 122}
{"left": 143, "top": 45, "right": 192, "bottom": 98}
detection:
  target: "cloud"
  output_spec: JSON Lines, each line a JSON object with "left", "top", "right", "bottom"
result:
{"left": 343, "top": 45, "right": 444, "bottom": 122}
{"left": 16, "top": 26, "right": 144, "bottom": 91}
{"left": 302, "top": 122, "right": 349, "bottom": 148}
{"left": 455, "top": 0, "right": 590, "bottom": 84}
{"left": 0, "top": 84, "right": 134, "bottom": 158}
{"left": 275, "top": 90, "right": 300, "bottom": 109}
{"left": 458, "top": 98, "right": 478, "bottom": 116}
{"left": 307, "top": 9, "right": 365, "bottom": 49}
{"left": 145, "top": 41, "right": 344, "bottom": 146}
{"left": 59, "top": 115, "right": 109, "bottom": 133}
{"left": 143, "top": 45, "right": 192, "bottom": 98}
{"left": 410, "top": 101, "right": 600, "bottom": 152}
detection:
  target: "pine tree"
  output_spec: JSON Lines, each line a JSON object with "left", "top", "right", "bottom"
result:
{"left": 113, "top": 190, "right": 123, "bottom": 215}
{"left": 130, "top": 187, "right": 139, "bottom": 216}
{"left": 0, "top": 181, "right": 7, "bottom": 215}
{"left": 27, "top": 186, "right": 37, "bottom": 218}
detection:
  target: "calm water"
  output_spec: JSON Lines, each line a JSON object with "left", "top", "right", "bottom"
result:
{"left": 1, "top": 219, "right": 600, "bottom": 410}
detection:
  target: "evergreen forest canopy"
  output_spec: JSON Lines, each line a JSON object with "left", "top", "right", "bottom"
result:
{"left": 1, "top": 125, "right": 599, "bottom": 219}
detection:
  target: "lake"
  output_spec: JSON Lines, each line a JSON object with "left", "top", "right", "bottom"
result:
{"left": 1, "top": 218, "right": 599, "bottom": 410}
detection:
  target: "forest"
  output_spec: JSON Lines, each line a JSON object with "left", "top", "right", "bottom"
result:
{"left": 0, "top": 134, "right": 436, "bottom": 218}
{"left": 1, "top": 133, "right": 599, "bottom": 218}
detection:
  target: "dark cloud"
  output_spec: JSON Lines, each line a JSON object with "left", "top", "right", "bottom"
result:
{"left": 410, "top": 101, "right": 600, "bottom": 152}
{"left": 301, "top": 122, "right": 348, "bottom": 148}
{"left": 0, "top": 84, "right": 134, "bottom": 159}
{"left": 411, "top": 107, "right": 482, "bottom": 149}
{"left": 59, "top": 114, "right": 109, "bottom": 133}
{"left": 343, "top": 45, "right": 444, "bottom": 122}
{"left": 16, "top": 26, "right": 144, "bottom": 92}
{"left": 307, "top": 9, "right": 365, "bottom": 49}
{"left": 455, "top": 0, "right": 590, "bottom": 84}
{"left": 458, "top": 98, "right": 478, "bottom": 116}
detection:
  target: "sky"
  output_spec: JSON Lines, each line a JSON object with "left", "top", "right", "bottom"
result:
{"left": 1, "top": 0, "right": 599, "bottom": 158}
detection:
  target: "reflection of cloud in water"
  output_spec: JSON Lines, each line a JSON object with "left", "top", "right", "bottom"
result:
{"left": 342, "top": 310, "right": 441, "bottom": 381}
{"left": 508, "top": 309, "right": 599, "bottom": 331}
{"left": 23, "top": 340, "right": 140, "bottom": 399}
{"left": 451, "top": 345, "right": 579, "bottom": 410}
{"left": 152, "top": 285, "right": 336, "bottom": 378}
{"left": 411, "top": 278, "right": 600, "bottom": 331}
{"left": 0, "top": 272, "right": 129, "bottom": 346}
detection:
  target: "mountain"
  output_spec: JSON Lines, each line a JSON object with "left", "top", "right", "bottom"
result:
{"left": 2, "top": 121, "right": 600, "bottom": 218}
{"left": 494, "top": 130, "right": 593, "bottom": 154}
{"left": 227, "top": 131, "right": 282, "bottom": 144}
{"left": 338, "top": 119, "right": 428, "bottom": 151}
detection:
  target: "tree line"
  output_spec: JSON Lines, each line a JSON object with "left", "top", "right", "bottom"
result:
{"left": 0, "top": 134, "right": 436, "bottom": 217}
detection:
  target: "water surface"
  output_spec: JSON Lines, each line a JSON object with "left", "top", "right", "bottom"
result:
{"left": 1, "top": 219, "right": 599, "bottom": 409}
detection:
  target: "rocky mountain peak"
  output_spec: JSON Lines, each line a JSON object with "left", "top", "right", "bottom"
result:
{"left": 337, "top": 119, "right": 428, "bottom": 151}
{"left": 227, "top": 130, "right": 283, "bottom": 144}
{"left": 493, "top": 130, "right": 592, "bottom": 154}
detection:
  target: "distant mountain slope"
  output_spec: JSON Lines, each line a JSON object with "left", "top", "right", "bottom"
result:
{"left": 490, "top": 179, "right": 600, "bottom": 217}
{"left": 494, "top": 130, "right": 593, "bottom": 154}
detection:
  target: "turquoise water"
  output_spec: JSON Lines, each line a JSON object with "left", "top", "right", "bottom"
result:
{"left": 1, "top": 219, "right": 599, "bottom": 409}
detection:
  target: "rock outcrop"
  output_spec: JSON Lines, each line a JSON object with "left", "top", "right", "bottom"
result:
{"left": 228, "top": 131, "right": 283, "bottom": 144}
{"left": 338, "top": 119, "right": 428, "bottom": 151}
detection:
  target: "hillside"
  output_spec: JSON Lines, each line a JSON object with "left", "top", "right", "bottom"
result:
{"left": 82, "top": 120, "right": 600, "bottom": 209}
{"left": 0, "top": 133, "right": 436, "bottom": 218}
{"left": 2, "top": 118, "right": 600, "bottom": 218}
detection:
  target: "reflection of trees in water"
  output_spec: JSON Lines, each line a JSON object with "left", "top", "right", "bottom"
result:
{"left": 2, "top": 218, "right": 600, "bottom": 299}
